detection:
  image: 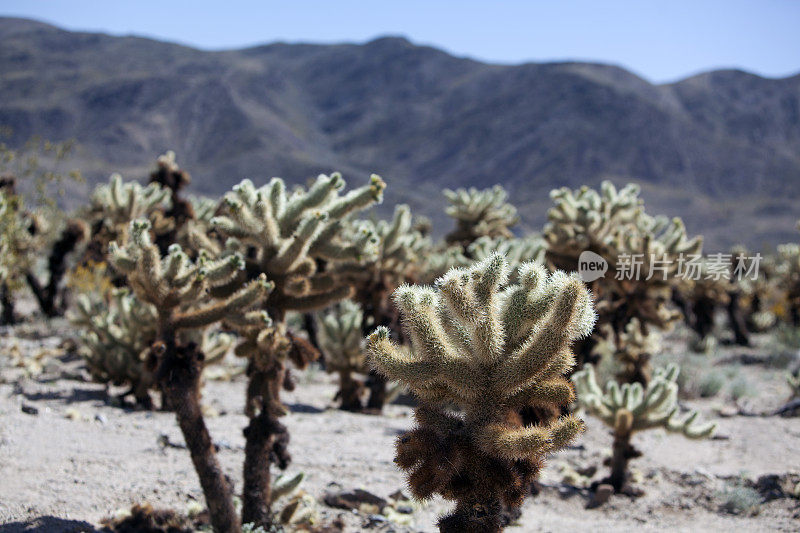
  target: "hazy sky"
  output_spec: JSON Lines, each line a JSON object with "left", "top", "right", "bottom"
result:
{"left": 3, "top": 1, "right": 799, "bottom": 82}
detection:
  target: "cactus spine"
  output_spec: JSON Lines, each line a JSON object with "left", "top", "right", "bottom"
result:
{"left": 367, "top": 253, "right": 595, "bottom": 532}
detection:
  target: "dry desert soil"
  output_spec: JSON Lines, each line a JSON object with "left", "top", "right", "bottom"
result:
{"left": 0, "top": 318, "right": 799, "bottom": 532}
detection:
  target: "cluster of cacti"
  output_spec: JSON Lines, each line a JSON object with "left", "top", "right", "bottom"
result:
{"left": 82, "top": 172, "right": 171, "bottom": 265}
{"left": 329, "top": 204, "right": 430, "bottom": 410}
{"left": 545, "top": 181, "right": 702, "bottom": 376}
{"left": 468, "top": 234, "right": 546, "bottom": 280}
{"left": 0, "top": 177, "right": 87, "bottom": 322}
{"left": 367, "top": 254, "right": 596, "bottom": 531}
{"left": 0, "top": 187, "right": 37, "bottom": 323}
{"left": 110, "top": 218, "right": 272, "bottom": 532}
{"left": 776, "top": 225, "right": 800, "bottom": 326}
{"left": 209, "top": 172, "right": 385, "bottom": 528}
{"left": 6, "top": 137, "right": 798, "bottom": 533}
{"left": 572, "top": 364, "right": 716, "bottom": 492}
{"left": 443, "top": 185, "right": 519, "bottom": 247}
{"left": 71, "top": 288, "right": 233, "bottom": 408}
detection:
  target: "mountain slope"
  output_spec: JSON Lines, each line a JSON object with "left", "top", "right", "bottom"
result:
{"left": 1, "top": 17, "right": 798, "bottom": 249}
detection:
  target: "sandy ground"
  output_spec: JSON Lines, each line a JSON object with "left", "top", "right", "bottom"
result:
{"left": 0, "top": 319, "right": 799, "bottom": 532}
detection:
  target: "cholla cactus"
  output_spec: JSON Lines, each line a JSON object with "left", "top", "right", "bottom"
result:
{"left": 419, "top": 244, "right": 469, "bottom": 284}
{"left": 110, "top": 218, "right": 271, "bottom": 533}
{"left": 317, "top": 300, "right": 367, "bottom": 411}
{"left": 544, "top": 181, "right": 643, "bottom": 272}
{"left": 776, "top": 224, "right": 800, "bottom": 326}
{"left": 148, "top": 151, "right": 197, "bottom": 253}
{"left": 467, "top": 235, "right": 546, "bottom": 281}
{"left": 443, "top": 185, "right": 519, "bottom": 247}
{"left": 83, "top": 173, "right": 171, "bottom": 264}
{"left": 572, "top": 363, "right": 716, "bottom": 492}
{"left": 211, "top": 172, "right": 385, "bottom": 528}
{"left": 71, "top": 289, "right": 233, "bottom": 408}
{"left": 269, "top": 472, "right": 319, "bottom": 527}
{"left": 367, "top": 254, "right": 595, "bottom": 531}
{"left": 601, "top": 214, "right": 702, "bottom": 336}
{"left": 0, "top": 189, "right": 36, "bottom": 323}
{"left": 547, "top": 182, "right": 702, "bottom": 375}
{"left": 333, "top": 204, "right": 430, "bottom": 410}
{"left": 594, "top": 318, "right": 662, "bottom": 385}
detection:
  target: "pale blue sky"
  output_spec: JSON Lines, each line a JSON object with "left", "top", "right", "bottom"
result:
{"left": 3, "top": 1, "right": 799, "bottom": 82}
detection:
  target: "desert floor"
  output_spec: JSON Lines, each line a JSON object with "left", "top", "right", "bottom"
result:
{"left": 0, "top": 317, "right": 799, "bottom": 532}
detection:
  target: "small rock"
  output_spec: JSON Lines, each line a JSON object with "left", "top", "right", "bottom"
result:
{"left": 21, "top": 404, "right": 39, "bottom": 415}
{"left": 65, "top": 408, "right": 81, "bottom": 420}
{"left": 395, "top": 504, "right": 413, "bottom": 514}
{"left": 324, "top": 488, "right": 388, "bottom": 510}
{"left": 94, "top": 413, "right": 108, "bottom": 425}
{"left": 718, "top": 405, "right": 738, "bottom": 417}
{"left": 367, "top": 514, "right": 388, "bottom": 525}
{"left": 588, "top": 484, "right": 614, "bottom": 508}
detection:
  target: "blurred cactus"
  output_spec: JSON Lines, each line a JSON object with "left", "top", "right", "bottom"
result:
{"left": 317, "top": 300, "right": 367, "bottom": 411}
{"left": 573, "top": 363, "right": 716, "bottom": 492}
{"left": 545, "top": 181, "right": 702, "bottom": 376}
{"left": 367, "top": 253, "right": 595, "bottom": 531}
{"left": 776, "top": 223, "right": 800, "bottom": 326}
{"left": 467, "top": 234, "right": 546, "bottom": 281}
{"left": 110, "top": 218, "right": 271, "bottom": 533}
{"left": 211, "top": 172, "right": 385, "bottom": 528}
{"left": 0, "top": 183, "right": 85, "bottom": 322}
{"left": 0, "top": 188, "right": 37, "bottom": 323}
{"left": 788, "top": 371, "right": 800, "bottom": 399}
{"left": 594, "top": 318, "right": 662, "bottom": 385}
{"left": 443, "top": 185, "right": 519, "bottom": 247}
{"left": 71, "top": 288, "right": 233, "bottom": 408}
{"left": 544, "top": 181, "right": 643, "bottom": 272}
{"left": 83, "top": 173, "right": 171, "bottom": 265}
{"left": 333, "top": 204, "right": 430, "bottom": 410}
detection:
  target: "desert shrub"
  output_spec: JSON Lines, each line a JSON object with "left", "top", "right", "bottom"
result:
{"left": 717, "top": 481, "right": 762, "bottom": 515}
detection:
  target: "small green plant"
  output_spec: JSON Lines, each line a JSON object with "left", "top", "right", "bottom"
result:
{"left": 698, "top": 371, "right": 726, "bottom": 398}
{"left": 729, "top": 377, "right": 752, "bottom": 401}
{"left": 367, "top": 253, "right": 595, "bottom": 531}
{"left": 717, "top": 480, "right": 761, "bottom": 515}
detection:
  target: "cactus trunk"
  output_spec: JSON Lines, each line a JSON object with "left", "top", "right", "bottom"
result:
{"left": 609, "top": 426, "right": 633, "bottom": 492}
{"left": 338, "top": 371, "right": 364, "bottom": 412}
{"left": 242, "top": 365, "right": 289, "bottom": 528}
{"left": 439, "top": 497, "right": 503, "bottom": 533}
{"left": 158, "top": 338, "right": 240, "bottom": 533}
{"left": 0, "top": 282, "right": 15, "bottom": 325}
{"left": 365, "top": 369, "right": 387, "bottom": 410}
{"left": 726, "top": 292, "right": 750, "bottom": 346}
